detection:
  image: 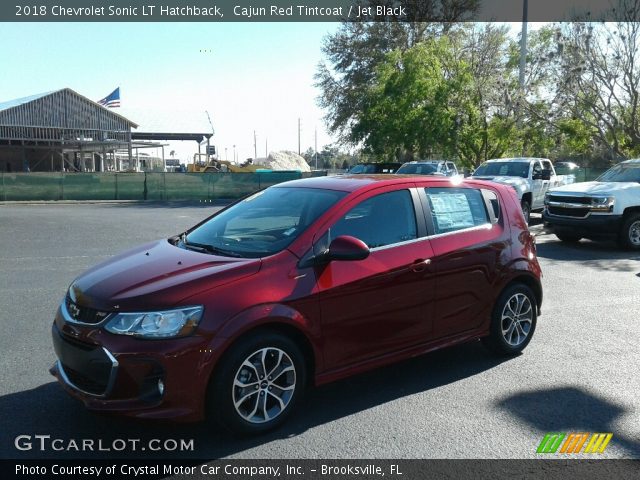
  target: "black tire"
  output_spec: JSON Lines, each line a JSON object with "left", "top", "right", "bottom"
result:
{"left": 618, "top": 213, "right": 640, "bottom": 250}
{"left": 208, "top": 330, "right": 306, "bottom": 435}
{"left": 555, "top": 232, "right": 581, "bottom": 243}
{"left": 482, "top": 283, "right": 537, "bottom": 356}
{"left": 520, "top": 199, "right": 531, "bottom": 224}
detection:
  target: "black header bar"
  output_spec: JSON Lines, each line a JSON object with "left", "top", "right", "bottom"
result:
{"left": 2, "top": 1, "right": 639, "bottom": 23}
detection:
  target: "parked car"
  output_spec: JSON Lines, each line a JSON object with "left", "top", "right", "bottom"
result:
{"left": 554, "top": 161, "right": 581, "bottom": 171}
{"left": 50, "top": 175, "right": 542, "bottom": 434}
{"left": 396, "top": 160, "right": 459, "bottom": 177}
{"left": 471, "top": 157, "right": 575, "bottom": 223}
{"left": 347, "top": 162, "right": 403, "bottom": 174}
{"left": 543, "top": 159, "right": 640, "bottom": 249}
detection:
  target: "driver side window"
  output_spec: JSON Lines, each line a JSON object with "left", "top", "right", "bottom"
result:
{"left": 532, "top": 162, "right": 542, "bottom": 176}
{"left": 329, "top": 190, "right": 417, "bottom": 249}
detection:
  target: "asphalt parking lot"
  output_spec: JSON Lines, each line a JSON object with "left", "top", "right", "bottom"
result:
{"left": 1, "top": 203, "right": 639, "bottom": 460}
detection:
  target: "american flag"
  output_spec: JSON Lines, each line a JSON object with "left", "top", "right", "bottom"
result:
{"left": 97, "top": 87, "right": 120, "bottom": 108}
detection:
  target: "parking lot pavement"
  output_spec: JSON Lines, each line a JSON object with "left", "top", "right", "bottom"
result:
{"left": 1, "top": 205, "right": 639, "bottom": 460}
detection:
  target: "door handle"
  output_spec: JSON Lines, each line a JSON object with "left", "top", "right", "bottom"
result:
{"left": 410, "top": 258, "right": 431, "bottom": 273}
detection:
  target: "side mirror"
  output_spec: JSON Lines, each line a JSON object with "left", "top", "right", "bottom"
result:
{"left": 327, "top": 235, "right": 370, "bottom": 262}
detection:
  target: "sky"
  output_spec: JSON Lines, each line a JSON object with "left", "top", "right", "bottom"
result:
{"left": 0, "top": 22, "right": 340, "bottom": 163}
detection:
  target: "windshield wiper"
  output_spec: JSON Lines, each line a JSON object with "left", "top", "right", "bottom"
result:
{"left": 182, "top": 236, "right": 244, "bottom": 257}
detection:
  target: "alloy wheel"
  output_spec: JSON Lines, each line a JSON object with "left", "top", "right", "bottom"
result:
{"left": 500, "top": 293, "right": 533, "bottom": 346}
{"left": 232, "top": 347, "right": 296, "bottom": 424}
{"left": 628, "top": 220, "right": 640, "bottom": 246}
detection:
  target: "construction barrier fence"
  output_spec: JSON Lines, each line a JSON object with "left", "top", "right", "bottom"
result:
{"left": 0, "top": 171, "right": 328, "bottom": 202}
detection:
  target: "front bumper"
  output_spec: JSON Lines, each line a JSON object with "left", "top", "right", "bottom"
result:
{"left": 50, "top": 304, "right": 226, "bottom": 422}
{"left": 542, "top": 210, "right": 623, "bottom": 238}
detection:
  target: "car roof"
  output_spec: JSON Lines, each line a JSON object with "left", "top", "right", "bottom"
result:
{"left": 621, "top": 159, "right": 640, "bottom": 164}
{"left": 484, "top": 157, "right": 549, "bottom": 163}
{"left": 273, "top": 174, "right": 500, "bottom": 193}
{"left": 402, "top": 160, "right": 448, "bottom": 164}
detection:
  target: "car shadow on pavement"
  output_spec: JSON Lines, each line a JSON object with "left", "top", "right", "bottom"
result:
{"left": 534, "top": 240, "right": 640, "bottom": 273}
{"left": 495, "top": 386, "right": 640, "bottom": 457}
{"left": 1, "top": 341, "right": 510, "bottom": 460}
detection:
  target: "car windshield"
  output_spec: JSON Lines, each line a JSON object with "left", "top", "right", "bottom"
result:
{"left": 184, "top": 187, "right": 346, "bottom": 258}
{"left": 396, "top": 163, "right": 437, "bottom": 175}
{"left": 349, "top": 164, "right": 377, "bottom": 174}
{"left": 596, "top": 164, "right": 640, "bottom": 182}
{"left": 473, "top": 161, "right": 530, "bottom": 178}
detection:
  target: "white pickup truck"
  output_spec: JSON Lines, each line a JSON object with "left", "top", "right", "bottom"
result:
{"left": 471, "top": 157, "right": 575, "bottom": 222}
{"left": 543, "top": 159, "right": 640, "bottom": 249}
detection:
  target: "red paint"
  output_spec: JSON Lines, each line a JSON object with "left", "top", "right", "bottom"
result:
{"left": 50, "top": 175, "right": 542, "bottom": 421}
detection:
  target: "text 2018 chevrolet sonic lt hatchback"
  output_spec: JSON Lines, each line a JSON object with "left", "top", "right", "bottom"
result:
{"left": 51, "top": 175, "right": 542, "bottom": 434}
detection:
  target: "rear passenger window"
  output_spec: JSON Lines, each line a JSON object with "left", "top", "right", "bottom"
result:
{"left": 425, "top": 187, "right": 490, "bottom": 234}
{"left": 483, "top": 189, "right": 500, "bottom": 222}
{"left": 331, "top": 190, "right": 417, "bottom": 248}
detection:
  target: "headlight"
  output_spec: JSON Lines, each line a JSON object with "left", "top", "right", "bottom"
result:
{"left": 104, "top": 306, "right": 204, "bottom": 338}
{"left": 544, "top": 193, "right": 550, "bottom": 205}
{"left": 590, "top": 196, "right": 615, "bottom": 211}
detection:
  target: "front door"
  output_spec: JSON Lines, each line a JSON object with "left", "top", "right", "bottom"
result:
{"left": 315, "top": 187, "right": 436, "bottom": 371}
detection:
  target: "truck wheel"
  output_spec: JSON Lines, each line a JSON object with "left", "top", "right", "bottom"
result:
{"left": 208, "top": 330, "right": 306, "bottom": 435}
{"left": 555, "top": 233, "right": 581, "bottom": 243}
{"left": 520, "top": 199, "right": 531, "bottom": 224}
{"left": 619, "top": 213, "right": 640, "bottom": 250}
{"left": 482, "top": 283, "right": 537, "bottom": 356}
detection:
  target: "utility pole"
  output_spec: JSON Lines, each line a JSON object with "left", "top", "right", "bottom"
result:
{"left": 519, "top": 0, "right": 528, "bottom": 89}
{"left": 297, "top": 118, "right": 301, "bottom": 155}
{"left": 519, "top": 0, "right": 528, "bottom": 156}
{"left": 314, "top": 126, "right": 318, "bottom": 170}
{"left": 265, "top": 138, "right": 268, "bottom": 158}
{"left": 253, "top": 130, "right": 257, "bottom": 159}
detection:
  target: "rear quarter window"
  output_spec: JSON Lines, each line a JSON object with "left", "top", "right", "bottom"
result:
{"left": 425, "top": 187, "right": 490, "bottom": 234}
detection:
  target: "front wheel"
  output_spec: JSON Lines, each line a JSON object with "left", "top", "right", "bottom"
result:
{"left": 618, "top": 213, "right": 640, "bottom": 250}
{"left": 482, "top": 284, "right": 537, "bottom": 356}
{"left": 555, "top": 232, "right": 581, "bottom": 243}
{"left": 208, "top": 331, "right": 306, "bottom": 435}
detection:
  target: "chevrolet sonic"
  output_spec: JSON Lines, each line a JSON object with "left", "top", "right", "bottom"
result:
{"left": 50, "top": 175, "right": 543, "bottom": 434}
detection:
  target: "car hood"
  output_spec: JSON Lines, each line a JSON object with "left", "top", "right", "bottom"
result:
{"left": 471, "top": 176, "right": 528, "bottom": 187}
{"left": 68, "top": 240, "right": 261, "bottom": 312}
{"left": 549, "top": 181, "right": 640, "bottom": 196}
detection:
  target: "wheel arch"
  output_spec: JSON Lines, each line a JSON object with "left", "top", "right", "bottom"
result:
{"left": 501, "top": 274, "right": 543, "bottom": 315}
{"left": 622, "top": 206, "right": 640, "bottom": 217}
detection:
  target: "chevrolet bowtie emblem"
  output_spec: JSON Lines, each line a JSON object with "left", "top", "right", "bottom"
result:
{"left": 69, "top": 302, "right": 81, "bottom": 318}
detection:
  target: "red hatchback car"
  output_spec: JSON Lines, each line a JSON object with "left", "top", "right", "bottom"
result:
{"left": 50, "top": 175, "right": 542, "bottom": 434}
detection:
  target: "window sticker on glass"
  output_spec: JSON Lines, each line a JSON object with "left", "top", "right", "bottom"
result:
{"left": 429, "top": 193, "right": 475, "bottom": 231}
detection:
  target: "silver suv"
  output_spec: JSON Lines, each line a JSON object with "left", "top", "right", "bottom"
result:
{"left": 396, "top": 160, "right": 459, "bottom": 177}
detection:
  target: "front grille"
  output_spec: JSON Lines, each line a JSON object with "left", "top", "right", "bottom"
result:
{"left": 61, "top": 364, "right": 109, "bottom": 395}
{"left": 65, "top": 296, "right": 110, "bottom": 324}
{"left": 548, "top": 195, "right": 591, "bottom": 204}
{"left": 548, "top": 206, "right": 590, "bottom": 218}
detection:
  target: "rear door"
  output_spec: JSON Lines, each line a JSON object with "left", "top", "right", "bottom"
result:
{"left": 314, "top": 186, "right": 436, "bottom": 370}
{"left": 419, "top": 185, "right": 509, "bottom": 339}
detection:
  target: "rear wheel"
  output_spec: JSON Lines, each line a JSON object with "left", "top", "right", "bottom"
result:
{"left": 482, "top": 284, "right": 537, "bottom": 356}
{"left": 618, "top": 213, "right": 640, "bottom": 250}
{"left": 520, "top": 199, "right": 531, "bottom": 224}
{"left": 555, "top": 232, "right": 581, "bottom": 243}
{"left": 209, "top": 331, "right": 306, "bottom": 435}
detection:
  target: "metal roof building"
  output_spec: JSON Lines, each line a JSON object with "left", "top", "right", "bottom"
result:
{"left": 0, "top": 88, "right": 139, "bottom": 172}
